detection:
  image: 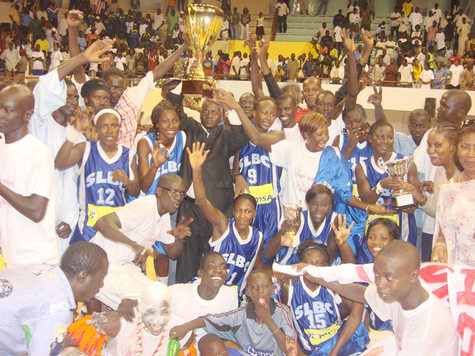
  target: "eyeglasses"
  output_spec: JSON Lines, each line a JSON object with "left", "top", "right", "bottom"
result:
{"left": 460, "top": 119, "right": 475, "bottom": 128}
{"left": 201, "top": 109, "right": 221, "bottom": 116}
{"left": 159, "top": 186, "right": 186, "bottom": 198}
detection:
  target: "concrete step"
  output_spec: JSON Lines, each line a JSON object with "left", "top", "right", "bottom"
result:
{"left": 275, "top": 33, "right": 314, "bottom": 42}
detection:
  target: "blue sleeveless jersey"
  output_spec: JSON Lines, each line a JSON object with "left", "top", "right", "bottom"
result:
{"left": 356, "top": 241, "right": 393, "bottom": 332}
{"left": 239, "top": 142, "right": 282, "bottom": 263}
{"left": 143, "top": 131, "right": 185, "bottom": 195}
{"left": 276, "top": 210, "right": 335, "bottom": 265}
{"left": 72, "top": 141, "right": 131, "bottom": 242}
{"left": 313, "top": 146, "right": 352, "bottom": 216}
{"left": 289, "top": 276, "right": 368, "bottom": 355}
{"left": 340, "top": 133, "right": 373, "bottom": 253}
{"left": 209, "top": 219, "right": 263, "bottom": 297}
{"left": 361, "top": 153, "right": 417, "bottom": 245}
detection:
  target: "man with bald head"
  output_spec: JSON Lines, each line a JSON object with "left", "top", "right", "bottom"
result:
{"left": 413, "top": 89, "right": 472, "bottom": 246}
{"left": 303, "top": 240, "right": 458, "bottom": 355}
{"left": 0, "top": 84, "right": 59, "bottom": 267}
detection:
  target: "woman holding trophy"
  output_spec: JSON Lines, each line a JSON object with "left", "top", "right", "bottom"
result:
{"left": 355, "top": 121, "right": 422, "bottom": 245}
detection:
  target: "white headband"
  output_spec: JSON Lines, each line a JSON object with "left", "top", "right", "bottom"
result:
{"left": 93, "top": 108, "right": 122, "bottom": 126}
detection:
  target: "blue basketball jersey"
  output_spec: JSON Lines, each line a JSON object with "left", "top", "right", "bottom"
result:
{"left": 73, "top": 141, "right": 132, "bottom": 242}
{"left": 340, "top": 133, "right": 373, "bottom": 253}
{"left": 143, "top": 131, "right": 186, "bottom": 195}
{"left": 239, "top": 142, "right": 282, "bottom": 263}
{"left": 239, "top": 141, "right": 282, "bottom": 205}
{"left": 313, "top": 146, "right": 353, "bottom": 216}
{"left": 361, "top": 153, "right": 417, "bottom": 245}
{"left": 209, "top": 219, "right": 263, "bottom": 297}
{"left": 288, "top": 276, "right": 368, "bottom": 355}
{"left": 276, "top": 210, "right": 336, "bottom": 265}
{"left": 356, "top": 241, "right": 393, "bottom": 332}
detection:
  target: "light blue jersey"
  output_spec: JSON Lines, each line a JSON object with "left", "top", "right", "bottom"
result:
{"left": 288, "top": 276, "right": 368, "bottom": 355}
{"left": 209, "top": 219, "right": 263, "bottom": 297}
{"left": 339, "top": 133, "right": 373, "bottom": 253}
{"left": 72, "top": 141, "right": 132, "bottom": 243}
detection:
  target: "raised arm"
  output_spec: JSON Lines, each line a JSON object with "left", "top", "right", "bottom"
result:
{"left": 213, "top": 88, "right": 284, "bottom": 151}
{"left": 358, "top": 28, "right": 374, "bottom": 67}
{"left": 257, "top": 39, "right": 283, "bottom": 100}
{"left": 303, "top": 272, "right": 367, "bottom": 304}
{"left": 187, "top": 142, "right": 228, "bottom": 239}
{"left": 248, "top": 37, "right": 265, "bottom": 99}
{"left": 66, "top": 10, "right": 87, "bottom": 83}
{"left": 341, "top": 29, "right": 358, "bottom": 107}
{"left": 54, "top": 108, "right": 92, "bottom": 170}
{"left": 367, "top": 85, "right": 387, "bottom": 123}
{"left": 57, "top": 38, "right": 113, "bottom": 81}
{"left": 152, "top": 42, "right": 189, "bottom": 82}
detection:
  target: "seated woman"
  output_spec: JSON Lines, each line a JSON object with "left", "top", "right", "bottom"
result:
{"left": 277, "top": 241, "right": 368, "bottom": 355}
{"left": 55, "top": 108, "right": 140, "bottom": 242}
{"left": 432, "top": 121, "right": 475, "bottom": 267}
{"left": 66, "top": 283, "right": 192, "bottom": 355}
{"left": 355, "top": 121, "right": 421, "bottom": 245}
{"left": 264, "top": 184, "right": 355, "bottom": 265}
{"left": 188, "top": 142, "right": 264, "bottom": 299}
{"left": 355, "top": 218, "right": 399, "bottom": 343}
{"left": 170, "top": 270, "right": 294, "bottom": 356}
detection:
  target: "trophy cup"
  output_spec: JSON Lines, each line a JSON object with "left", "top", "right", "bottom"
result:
{"left": 281, "top": 203, "right": 302, "bottom": 247}
{"left": 182, "top": 4, "right": 223, "bottom": 97}
{"left": 384, "top": 155, "right": 415, "bottom": 209}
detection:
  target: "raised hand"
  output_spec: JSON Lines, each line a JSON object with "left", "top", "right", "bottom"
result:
{"left": 330, "top": 214, "right": 354, "bottom": 246}
{"left": 212, "top": 88, "right": 239, "bottom": 111}
{"left": 151, "top": 140, "right": 171, "bottom": 169}
{"left": 83, "top": 39, "right": 114, "bottom": 63}
{"left": 257, "top": 38, "right": 270, "bottom": 58}
{"left": 341, "top": 28, "right": 357, "bottom": 53}
{"left": 67, "top": 10, "right": 83, "bottom": 28}
{"left": 111, "top": 169, "right": 130, "bottom": 185}
{"left": 360, "top": 28, "right": 374, "bottom": 49}
{"left": 186, "top": 142, "right": 210, "bottom": 170}
{"left": 168, "top": 216, "right": 193, "bottom": 240}
{"left": 71, "top": 106, "right": 94, "bottom": 132}
{"left": 234, "top": 175, "right": 250, "bottom": 198}
{"left": 367, "top": 85, "right": 383, "bottom": 106}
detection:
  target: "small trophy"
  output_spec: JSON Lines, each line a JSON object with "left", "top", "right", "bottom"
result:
{"left": 281, "top": 203, "right": 302, "bottom": 247}
{"left": 182, "top": 4, "right": 223, "bottom": 97}
{"left": 384, "top": 155, "right": 415, "bottom": 209}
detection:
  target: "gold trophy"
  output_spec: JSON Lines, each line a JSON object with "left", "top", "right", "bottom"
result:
{"left": 281, "top": 203, "right": 302, "bottom": 247}
{"left": 182, "top": 4, "right": 224, "bottom": 97}
{"left": 384, "top": 155, "right": 415, "bottom": 209}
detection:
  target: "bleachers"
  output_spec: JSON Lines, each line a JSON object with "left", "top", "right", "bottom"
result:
{"left": 276, "top": 13, "right": 393, "bottom": 42}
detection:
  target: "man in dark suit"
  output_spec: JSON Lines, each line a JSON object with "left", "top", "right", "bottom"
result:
{"left": 174, "top": 93, "right": 248, "bottom": 283}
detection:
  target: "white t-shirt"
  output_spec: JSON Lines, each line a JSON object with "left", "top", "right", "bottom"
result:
{"left": 334, "top": 26, "right": 342, "bottom": 42}
{"left": 330, "top": 65, "right": 345, "bottom": 80}
{"left": 114, "top": 56, "right": 127, "bottom": 71}
{"left": 408, "top": 12, "right": 422, "bottom": 30}
{"left": 435, "top": 32, "right": 446, "bottom": 49}
{"left": 328, "top": 113, "right": 346, "bottom": 145}
{"left": 390, "top": 12, "right": 401, "bottom": 27}
{"left": 349, "top": 12, "right": 361, "bottom": 24}
{"left": 153, "top": 14, "right": 164, "bottom": 30}
{"left": 364, "top": 284, "right": 458, "bottom": 356}
{"left": 49, "top": 49, "right": 63, "bottom": 70}
{"left": 31, "top": 50, "right": 45, "bottom": 70}
{"left": 90, "top": 195, "right": 174, "bottom": 265}
{"left": 270, "top": 140, "right": 322, "bottom": 207}
{"left": 399, "top": 64, "right": 413, "bottom": 83}
{"left": 449, "top": 64, "right": 464, "bottom": 86}
{"left": 0, "top": 134, "right": 59, "bottom": 267}
{"left": 170, "top": 281, "right": 238, "bottom": 321}
{"left": 420, "top": 69, "right": 434, "bottom": 88}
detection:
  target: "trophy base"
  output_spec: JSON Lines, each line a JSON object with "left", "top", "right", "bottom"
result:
{"left": 181, "top": 80, "right": 213, "bottom": 97}
{"left": 392, "top": 194, "right": 415, "bottom": 210}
